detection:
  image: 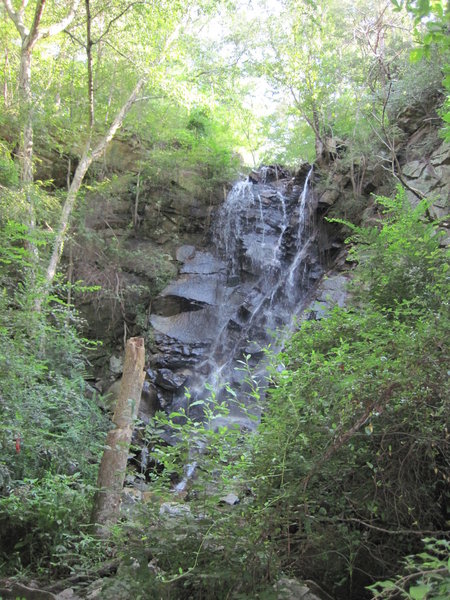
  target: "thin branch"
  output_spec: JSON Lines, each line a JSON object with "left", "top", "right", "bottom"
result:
{"left": 337, "top": 518, "right": 447, "bottom": 537}
{"left": 303, "top": 383, "right": 401, "bottom": 493}
{"left": 90, "top": 77, "right": 146, "bottom": 162}
{"left": 85, "top": 0, "right": 94, "bottom": 129}
{"left": 134, "top": 94, "right": 165, "bottom": 102}
{"left": 375, "top": 83, "right": 427, "bottom": 202}
{"left": 64, "top": 29, "right": 86, "bottom": 48}
{"left": 155, "top": 11, "right": 190, "bottom": 67}
{"left": 93, "top": 1, "right": 146, "bottom": 44}
{"left": 102, "top": 38, "right": 140, "bottom": 67}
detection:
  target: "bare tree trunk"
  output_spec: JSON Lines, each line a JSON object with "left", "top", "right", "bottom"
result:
{"left": 3, "top": 48, "right": 10, "bottom": 106}
{"left": 133, "top": 170, "right": 141, "bottom": 229}
{"left": 85, "top": 0, "right": 94, "bottom": 128}
{"left": 18, "top": 47, "right": 38, "bottom": 256}
{"left": 19, "top": 47, "right": 34, "bottom": 188}
{"left": 91, "top": 337, "right": 145, "bottom": 535}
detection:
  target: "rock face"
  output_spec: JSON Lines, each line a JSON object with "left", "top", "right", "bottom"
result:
{"left": 146, "top": 166, "right": 339, "bottom": 419}
{"left": 62, "top": 147, "right": 229, "bottom": 378}
{"left": 401, "top": 135, "right": 449, "bottom": 218}
{"left": 307, "top": 273, "right": 351, "bottom": 320}
{"left": 275, "top": 577, "right": 334, "bottom": 600}
{"left": 314, "top": 99, "right": 449, "bottom": 223}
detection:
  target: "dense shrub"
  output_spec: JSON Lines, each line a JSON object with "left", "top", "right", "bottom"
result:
{"left": 102, "top": 190, "right": 448, "bottom": 600}
{"left": 245, "top": 192, "right": 449, "bottom": 598}
{"left": 0, "top": 219, "right": 109, "bottom": 575}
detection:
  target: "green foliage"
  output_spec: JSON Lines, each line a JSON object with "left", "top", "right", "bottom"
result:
{"left": 392, "top": 0, "right": 450, "bottom": 140}
{"left": 336, "top": 188, "right": 448, "bottom": 312}
{"left": 0, "top": 218, "right": 109, "bottom": 576}
{"left": 386, "top": 57, "right": 444, "bottom": 120}
{"left": 105, "top": 386, "right": 276, "bottom": 599}
{"left": 0, "top": 277, "right": 108, "bottom": 485}
{"left": 0, "top": 474, "right": 105, "bottom": 576}
{"left": 129, "top": 100, "right": 241, "bottom": 192}
{"left": 0, "top": 142, "right": 18, "bottom": 187}
{"left": 368, "top": 538, "right": 450, "bottom": 599}
{"left": 243, "top": 191, "right": 449, "bottom": 598}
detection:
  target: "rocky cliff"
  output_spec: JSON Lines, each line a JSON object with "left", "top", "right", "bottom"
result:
{"left": 64, "top": 100, "right": 448, "bottom": 407}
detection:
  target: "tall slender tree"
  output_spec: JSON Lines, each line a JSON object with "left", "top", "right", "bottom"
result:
{"left": 2, "top": 0, "right": 80, "bottom": 235}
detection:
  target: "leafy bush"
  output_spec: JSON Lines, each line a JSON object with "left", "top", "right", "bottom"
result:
{"left": 0, "top": 219, "right": 109, "bottom": 576}
{"left": 368, "top": 538, "right": 450, "bottom": 599}
{"left": 103, "top": 389, "right": 276, "bottom": 600}
{"left": 103, "top": 189, "right": 448, "bottom": 599}
{"left": 0, "top": 142, "right": 18, "bottom": 187}
{"left": 331, "top": 189, "right": 448, "bottom": 313}
{"left": 242, "top": 191, "right": 449, "bottom": 598}
{"left": 0, "top": 474, "right": 103, "bottom": 575}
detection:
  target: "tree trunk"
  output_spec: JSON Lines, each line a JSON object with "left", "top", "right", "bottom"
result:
{"left": 3, "top": 0, "right": 80, "bottom": 263}
{"left": 43, "top": 150, "right": 92, "bottom": 290}
{"left": 91, "top": 337, "right": 145, "bottom": 535}
{"left": 19, "top": 47, "right": 34, "bottom": 187}
{"left": 18, "top": 47, "right": 38, "bottom": 252}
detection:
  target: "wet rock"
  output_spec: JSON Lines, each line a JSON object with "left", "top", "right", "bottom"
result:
{"left": 244, "top": 341, "right": 264, "bottom": 356}
{"left": 148, "top": 165, "right": 326, "bottom": 417}
{"left": 150, "top": 308, "right": 219, "bottom": 344}
{"left": 176, "top": 245, "right": 196, "bottom": 262}
{"left": 151, "top": 294, "right": 205, "bottom": 317}
{"left": 160, "top": 275, "right": 224, "bottom": 306}
{"left": 139, "top": 381, "right": 159, "bottom": 419}
{"left": 155, "top": 369, "right": 187, "bottom": 391}
{"left": 159, "top": 502, "right": 191, "bottom": 517}
{"left": 109, "top": 354, "right": 123, "bottom": 375}
{"left": 275, "top": 578, "right": 332, "bottom": 600}
{"left": 156, "top": 389, "right": 169, "bottom": 409}
{"left": 180, "top": 251, "right": 225, "bottom": 275}
{"left": 219, "top": 492, "right": 240, "bottom": 505}
{"left": 227, "top": 319, "right": 242, "bottom": 332}
{"left": 294, "top": 161, "right": 313, "bottom": 180}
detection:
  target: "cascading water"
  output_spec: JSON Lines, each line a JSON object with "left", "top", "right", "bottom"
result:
{"left": 148, "top": 166, "right": 323, "bottom": 431}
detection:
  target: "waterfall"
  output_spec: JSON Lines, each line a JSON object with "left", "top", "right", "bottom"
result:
{"left": 287, "top": 166, "right": 314, "bottom": 291}
{"left": 149, "top": 166, "right": 322, "bottom": 431}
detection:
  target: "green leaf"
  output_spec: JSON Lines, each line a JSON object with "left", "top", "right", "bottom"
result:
{"left": 409, "top": 48, "right": 424, "bottom": 63}
{"left": 189, "top": 400, "right": 205, "bottom": 407}
{"left": 375, "top": 580, "right": 396, "bottom": 589}
{"left": 409, "top": 584, "right": 432, "bottom": 599}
